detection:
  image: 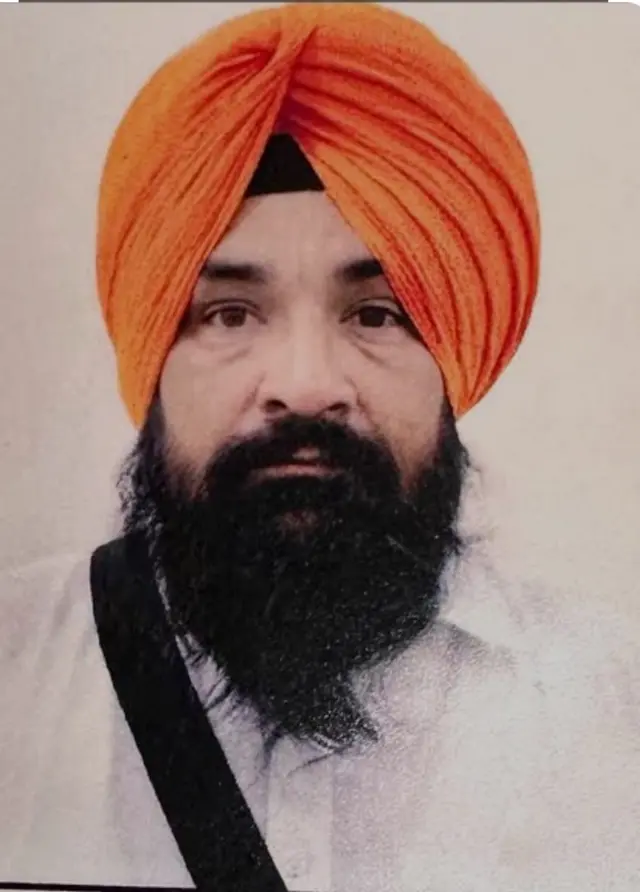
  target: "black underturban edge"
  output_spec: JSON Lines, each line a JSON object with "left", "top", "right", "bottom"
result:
{"left": 245, "top": 133, "right": 324, "bottom": 197}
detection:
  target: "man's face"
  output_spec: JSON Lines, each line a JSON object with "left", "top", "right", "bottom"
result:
{"left": 119, "top": 191, "right": 469, "bottom": 754}
{"left": 159, "top": 191, "right": 445, "bottom": 492}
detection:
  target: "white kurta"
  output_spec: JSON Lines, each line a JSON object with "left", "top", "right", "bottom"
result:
{"left": 0, "top": 548, "right": 638, "bottom": 891}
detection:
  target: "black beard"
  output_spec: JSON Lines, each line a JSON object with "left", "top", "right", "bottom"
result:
{"left": 117, "top": 402, "right": 470, "bottom": 754}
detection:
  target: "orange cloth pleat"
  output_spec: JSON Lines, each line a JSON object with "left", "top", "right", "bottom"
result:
{"left": 96, "top": 2, "right": 540, "bottom": 427}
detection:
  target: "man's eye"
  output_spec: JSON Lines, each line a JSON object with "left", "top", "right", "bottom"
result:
{"left": 204, "top": 305, "right": 251, "bottom": 328}
{"left": 354, "top": 305, "right": 403, "bottom": 329}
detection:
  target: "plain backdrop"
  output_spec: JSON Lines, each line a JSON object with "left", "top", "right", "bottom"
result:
{"left": 0, "top": 2, "right": 639, "bottom": 626}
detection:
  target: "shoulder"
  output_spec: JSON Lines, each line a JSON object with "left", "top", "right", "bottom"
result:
{"left": 502, "top": 577, "right": 639, "bottom": 701}
{"left": 0, "top": 550, "right": 93, "bottom": 670}
{"left": 527, "top": 590, "right": 640, "bottom": 733}
{"left": 444, "top": 552, "right": 640, "bottom": 722}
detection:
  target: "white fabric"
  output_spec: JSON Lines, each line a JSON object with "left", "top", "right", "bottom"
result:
{"left": 0, "top": 547, "right": 639, "bottom": 891}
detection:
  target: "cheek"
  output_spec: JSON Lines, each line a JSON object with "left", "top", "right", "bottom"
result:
{"left": 354, "top": 346, "right": 445, "bottom": 481}
{"left": 158, "top": 341, "right": 257, "bottom": 470}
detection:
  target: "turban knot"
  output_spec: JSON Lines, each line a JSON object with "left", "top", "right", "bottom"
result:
{"left": 97, "top": 2, "right": 540, "bottom": 426}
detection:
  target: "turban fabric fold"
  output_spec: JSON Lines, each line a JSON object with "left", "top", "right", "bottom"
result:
{"left": 97, "top": 2, "right": 540, "bottom": 427}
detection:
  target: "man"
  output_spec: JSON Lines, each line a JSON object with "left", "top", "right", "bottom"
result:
{"left": 1, "top": 4, "right": 638, "bottom": 891}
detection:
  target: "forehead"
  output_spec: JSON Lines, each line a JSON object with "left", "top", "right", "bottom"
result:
{"left": 208, "top": 191, "right": 375, "bottom": 274}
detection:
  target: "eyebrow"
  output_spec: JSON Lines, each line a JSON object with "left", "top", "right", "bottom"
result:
{"left": 338, "top": 257, "right": 385, "bottom": 284}
{"left": 200, "top": 256, "right": 385, "bottom": 287}
{"left": 200, "top": 261, "right": 269, "bottom": 285}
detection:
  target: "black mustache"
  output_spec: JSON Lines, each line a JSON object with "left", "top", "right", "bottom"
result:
{"left": 201, "top": 416, "right": 398, "bottom": 493}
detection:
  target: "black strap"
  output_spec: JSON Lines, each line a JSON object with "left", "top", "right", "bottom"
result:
{"left": 90, "top": 534, "right": 289, "bottom": 892}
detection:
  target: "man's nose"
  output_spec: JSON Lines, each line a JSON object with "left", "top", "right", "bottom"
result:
{"left": 259, "top": 325, "right": 354, "bottom": 422}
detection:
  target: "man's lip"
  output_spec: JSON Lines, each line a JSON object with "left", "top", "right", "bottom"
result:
{"left": 253, "top": 461, "right": 335, "bottom": 479}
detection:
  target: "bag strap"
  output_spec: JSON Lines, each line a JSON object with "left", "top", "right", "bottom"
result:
{"left": 90, "top": 534, "right": 289, "bottom": 892}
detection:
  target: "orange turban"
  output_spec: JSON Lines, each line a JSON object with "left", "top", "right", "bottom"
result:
{"left": 97, "top": 2, "right": 540, "bottom": 428}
